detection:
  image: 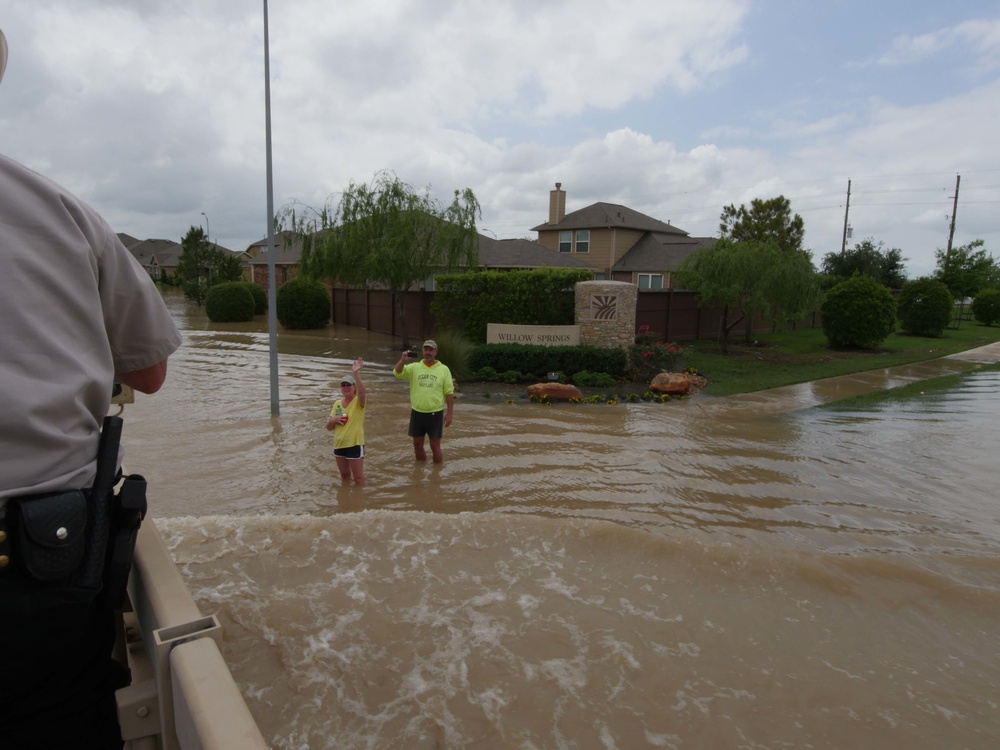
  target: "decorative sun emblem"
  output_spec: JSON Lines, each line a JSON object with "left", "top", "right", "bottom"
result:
{"left": 591, "top": 295, "right": 618, "bottom": 320}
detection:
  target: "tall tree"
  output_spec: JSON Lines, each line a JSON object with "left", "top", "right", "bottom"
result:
{"left": 821, "top": 238, "right": 908, "bottom": 289}
{"left": 287, "top": 171, "right": 481, "bottom": 346}
{"left": 717, "top": 195, "right": 813, "bottom": 342}
{"left": 676, "top": 239, "right": 820, "bottom": 352}
{"left": 719, "top": 195, "right": 805, "bottom": 254}
{"left": 934, "top": 239, "right": 998, "bottom": 326}
{"left": 174, "top": 226, "right": 243, "bottom": 305}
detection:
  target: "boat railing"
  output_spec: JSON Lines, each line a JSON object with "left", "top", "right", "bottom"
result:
{"left": 116, "top": 518, "right": 268, "bottom": 749}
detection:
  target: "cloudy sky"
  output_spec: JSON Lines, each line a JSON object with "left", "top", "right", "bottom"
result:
{"left": 3, "top": 0, "right": 999, "bottom": 278}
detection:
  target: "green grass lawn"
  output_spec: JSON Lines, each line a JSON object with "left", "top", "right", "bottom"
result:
{"left": 684, "top": 323, "right": 1000, "bottom": 397}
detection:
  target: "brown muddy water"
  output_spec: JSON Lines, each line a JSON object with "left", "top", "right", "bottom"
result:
{"left": 122, "top": 289, "right": 1000, "bottom": 749}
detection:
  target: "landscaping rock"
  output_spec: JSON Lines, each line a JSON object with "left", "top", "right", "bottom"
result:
{"left": 526, "top": 383, "right": 584, "bottom": 400}
{"left": 649, "top": 372, "right": 691, "bottom": 396}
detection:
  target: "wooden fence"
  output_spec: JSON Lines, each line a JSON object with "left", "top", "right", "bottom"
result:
{"left": 327, "top": 287, "right": 821, "bottom": 343}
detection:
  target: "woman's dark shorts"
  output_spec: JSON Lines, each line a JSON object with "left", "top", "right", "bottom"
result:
{"left": 333, "top": 445, "right": 365, "bottom": 460}
{"left": 408, "top": 409, "right": 444, "bottom": 440}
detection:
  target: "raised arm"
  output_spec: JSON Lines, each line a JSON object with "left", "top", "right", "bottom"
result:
{"left": 352, "top": 357, "right": 366, "bottom": 408}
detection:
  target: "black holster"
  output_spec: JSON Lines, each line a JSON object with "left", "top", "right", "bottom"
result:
{"left": 0, "top": 416, "right": 146, "bottom": 615}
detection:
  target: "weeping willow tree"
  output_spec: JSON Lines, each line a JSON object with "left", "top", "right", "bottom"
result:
{"left": 283, "top": 171, "right": 480, "bottom": 346}
{"left": 676, "top": 239, "right": 819, "bottom": 353}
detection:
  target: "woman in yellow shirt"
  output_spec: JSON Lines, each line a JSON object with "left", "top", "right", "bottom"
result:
{"left": 326, "top": 357, "right": 366, "bottom": 485}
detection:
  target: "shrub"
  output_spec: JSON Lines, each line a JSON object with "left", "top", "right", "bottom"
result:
{"left": 501, "top": 370, "right": 522, "bottom": 384}
{"left": 240, "top": 281, "right": 268, "bottom": 315}
{"left": 468, "top": 343, "right": 628, "bottom": 380}
{"left": 821, "top": 275, "right": 897, "bottom": 348}
{"left": 897, "top": 277, "right": 953, "bottom": 336}
{"left": 972, "top": 289, "right": 1000, "bottom": 326}
{"left": 474, "top": 366, "right": 500, "bottom": 382}
{"left": 276, "top": 277, "right": 330, "bottom": 329}
{"left": 432, "top": 330, "right": 475, "bottom": 382}
{"left": 627, "top": 341, "right": 687, "bottom": 380}
{"left": 205, "top": 281, "right": 255, "bottom": 322}
{"left": 572, "top": 370, "right": 618, "bottom": 388}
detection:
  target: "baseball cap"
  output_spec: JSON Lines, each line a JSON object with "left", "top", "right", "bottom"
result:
{"left": 422, "top": 340, "right": 438, "bottom": 349}
{"left": 340, "top": 375, "right": 356, "bottom": 386}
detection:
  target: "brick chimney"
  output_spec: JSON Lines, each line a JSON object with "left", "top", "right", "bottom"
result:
{"left": 548, "top": 182, "right": 566, "bottom": 225}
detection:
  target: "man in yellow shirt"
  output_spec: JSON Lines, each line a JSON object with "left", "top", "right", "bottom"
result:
{"left": 393, "top": 340, "right": 454, "bottom": 463}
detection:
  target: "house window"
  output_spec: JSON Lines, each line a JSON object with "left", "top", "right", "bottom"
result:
{"left": 638, "top": 273, "right": 663, "bottom": 290}
{"left": 559, "top": 231, "right": 572, "bottom": 253}
{"left": 575, "top": 229, "right": 590, "bottom": 253}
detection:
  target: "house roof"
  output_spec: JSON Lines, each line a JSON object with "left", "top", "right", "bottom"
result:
{"left": 612, "top": 233, "right": 715, "bottom": 272}
{"left": 477, "top": 235, "right": 596, "bottom": 270}
{"left": 116, "top": 233, "right": 143, "bottom": 250}
{"left": 246, "top": 232, "right": 305, "bottom": 264}
{"left": 127, "top": 238, "right": 184, "bottom": 267}
{"left": 531, "top": 201, "right": 688, "bottom": 235}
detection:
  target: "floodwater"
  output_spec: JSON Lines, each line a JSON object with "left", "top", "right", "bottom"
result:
{"left": 123, "top": 289, "right": 1000, "bottom": 749}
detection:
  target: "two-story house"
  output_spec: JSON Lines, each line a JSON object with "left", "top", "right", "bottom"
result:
{"left": 531, "top": 183, "right": 715, "bottom": 289}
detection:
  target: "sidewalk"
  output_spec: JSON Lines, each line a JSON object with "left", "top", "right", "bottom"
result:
{"left": 698, "top": 342, "right": 1000, "bottom": 418}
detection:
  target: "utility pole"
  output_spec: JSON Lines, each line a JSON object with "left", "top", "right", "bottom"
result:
{"left": 840, "top": 179, "right": 851, "bottom": 253}
{"left": 946, "top": 173, "right": 961, "bottom": 256}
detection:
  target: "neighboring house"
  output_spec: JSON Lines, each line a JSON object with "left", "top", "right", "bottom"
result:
{"left": 243, "top": 232, "right": 303, "bottom": 288}
{"left": 121, "top": 237, "right": 184, "bottom": 280}
{"left": 120, "top": 234, "right": 240, "bottom": 281}
{"left": 530, "top": 183, "right": 715, "bottom": 289}
{"left": 476, "top": 234, "right": 594, "bottom": 274}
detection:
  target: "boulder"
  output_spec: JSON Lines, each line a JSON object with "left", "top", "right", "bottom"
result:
{"left": 649, "top": 372, "right": 691, "bottom": 396}
{"left": 526, "top": 382, "right": 584, "bottom": 401}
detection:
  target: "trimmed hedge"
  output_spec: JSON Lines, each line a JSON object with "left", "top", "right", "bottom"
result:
{"left": 468, "top": 343, "right": 628, "bottom": 381}
{"left": 276, "top": 277, "right": 331, "bottom": 329}
{"left": 205, "top": 281, "right": 255, "bottom": 322}
{"left": 432, "top": 268, "right": 593, "bottom": 343}
{"left": 897, "top": 277, "right": 953, "bottom": 337}
{"left": 972, "top": 289, "right": 1000, "bottom": 326}
{"left": 241, "top": 281, "right": 268, "bottom": 315}
{"left": 821, "top": 275, "right": 897, "bottom": 348}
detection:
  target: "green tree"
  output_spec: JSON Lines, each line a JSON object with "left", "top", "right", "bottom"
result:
{"left": 821, "top": 238, "right": 908, "bottom": 289}
{"left": 934, "top": 239, "right": 998, "bottom": 325}
{"left": 719, "top": 195, "right": 805, "bottom": 254}
{"left": 718, "top": 195, "right": 814, "bottom": 341}
{"left": 285, "top": 171, "right": 480, "bottom": 347}
{"left": 174, "top": 226, "right": 243, "bottom": 305}
{"left": 676, "top": 239, "right": 820, "bottom": 353}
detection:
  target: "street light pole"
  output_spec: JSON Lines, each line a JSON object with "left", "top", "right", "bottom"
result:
{"left": 201, "top": 211, "right": 210, "bottom": 242}
{"left": 263, "top": 0, "right": 280, "bottom": 416}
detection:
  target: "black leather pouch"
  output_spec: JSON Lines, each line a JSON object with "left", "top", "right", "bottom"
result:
{"left": 10, "top": 491, "right": 88, "bottom": 582}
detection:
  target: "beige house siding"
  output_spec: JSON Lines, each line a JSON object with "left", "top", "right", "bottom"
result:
{"left": 538, "top": 226, "right": 646, "bottom": 277}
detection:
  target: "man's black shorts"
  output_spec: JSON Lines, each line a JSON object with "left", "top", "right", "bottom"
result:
{"left": 408, "top": 409, "right": 444, "bottom": 439}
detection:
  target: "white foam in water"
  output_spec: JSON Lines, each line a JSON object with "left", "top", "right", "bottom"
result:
{"left": 157, "top": 508, "right": 1000, "bottom": 749}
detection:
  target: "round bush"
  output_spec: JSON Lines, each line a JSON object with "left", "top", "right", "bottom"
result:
{"left": 241, "top": 281, "right": 267, "bottom": 315}
{"left": 897, "top": 277, "right": 952, "bottom": 336}
{"left": 205, "top": 281, "right": 255, "bottom": 323}
{"left": 821, "top": 275, "right": 897, "bottom": 348}
{"left": 972, "top": 289, "right": 1000, "bottom": 326}
{"left": 276, "top": 277, "right": 331, "bottom": 329}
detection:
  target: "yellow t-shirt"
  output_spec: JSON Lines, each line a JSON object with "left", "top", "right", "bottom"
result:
{"left": 330, "top": 398, "right": 365, "bottom": 449}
